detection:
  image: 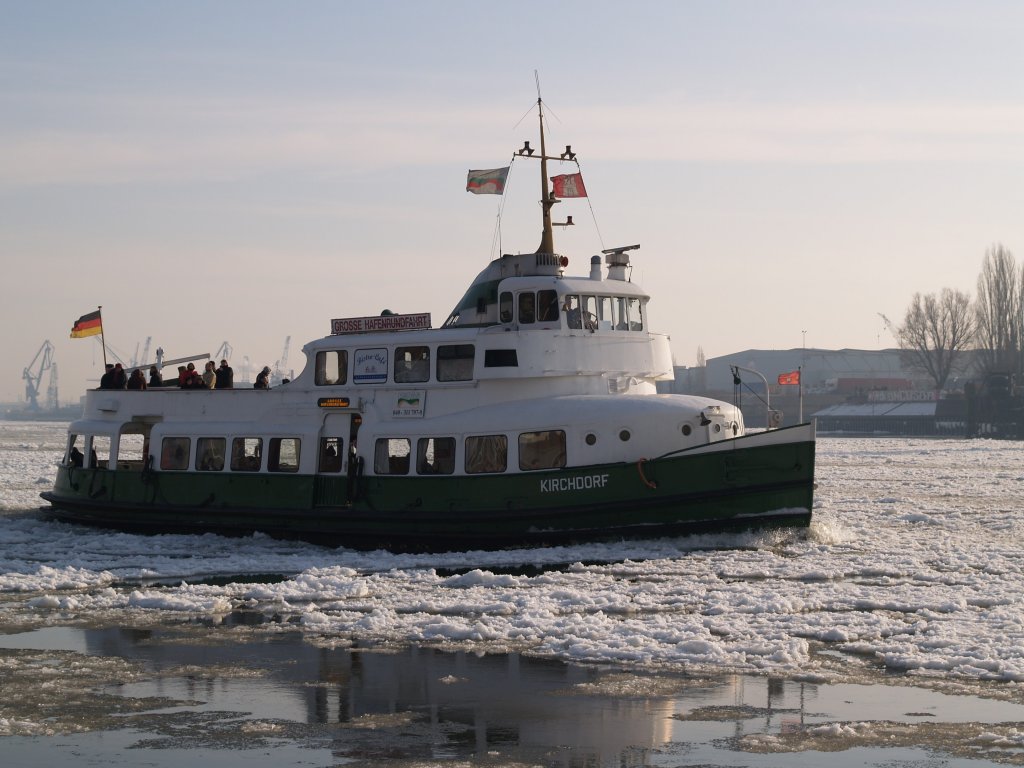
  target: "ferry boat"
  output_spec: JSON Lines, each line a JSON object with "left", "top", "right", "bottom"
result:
{"left": 41, "top": 99, "right": 815, "bottom": 552}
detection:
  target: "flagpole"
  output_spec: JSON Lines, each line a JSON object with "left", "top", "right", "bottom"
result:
{"left": 98, "top": 305, "right": 108, "bottom": 368}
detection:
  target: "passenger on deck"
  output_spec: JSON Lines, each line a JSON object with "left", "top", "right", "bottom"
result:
{"left": 177, "top": 366, "right": 188, "bottom": 387}
{"left": 202, "top": 361, "right": 216, "bottom": 389}
{"left": 69, "top": 446, "right": 84, "bottom": 467}
{"left": 184, "top": 362, "right": 204, "bottom": 389}
{"left": 99, "top": 364, "right": 115, "bottom": 389}
{"left": 149, "top": 366, "right": 163, "bottom": 388}
{"left": 127, "top": 369, "right": 147, "bottom": 390}
{"left": 215, "top": 359, "right": 234, "bottom": 389}
{"left": 112, "top": 363, "right": 127, "bottom": 389}
{"left": 254, "top": 366, "right": 271, "bottom": 389}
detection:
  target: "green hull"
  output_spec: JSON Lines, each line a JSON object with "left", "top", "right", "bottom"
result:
{"left": 41, "top": 428, "right": 814, "bottom": 551}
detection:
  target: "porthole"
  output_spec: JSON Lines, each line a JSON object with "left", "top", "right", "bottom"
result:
{"left": 619, "top": 429, "right": 631, "bottom": 442}
{"left": 732, "top": 422, "right": 739, "bottom": 436}
{"left": 681, "top": 424, "right": 692, "bottom": 436}
{"left": 585, "top": 433, "right": 597, "bottom": 446}
{"left": 714, "top": 424, "right": 721, "bottom": 433}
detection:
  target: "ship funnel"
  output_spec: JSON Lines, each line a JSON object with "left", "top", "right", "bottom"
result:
{"left": 590, "top": 255, "right": 602, "bottom": 280}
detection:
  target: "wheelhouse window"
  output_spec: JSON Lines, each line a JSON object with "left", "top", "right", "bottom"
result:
{"left": 437, "top": 344, "right": 475, "bottom": 382}
{"left": 613, "top": 297, "right": 629, "bottom": 330}
{"left": 499, "top": 291, "right": 513, "bottom": 323}
{"left": 374, "top": 438, "right": 411, "bottom": 475}
{"left": 268, "top": 438, "right": 300, "bottom": 473}
{"left": 627, "top": 297, "right": 644, "bottom": 330}
{"left": 319, "top": 437, "right": 343, "bottom": 473}
{"left": 230, "top": 437, "right": 262, "bottom": 472}
{"left": 518, "top": 292, "right": 536, "bottom": 324}
{"left": 563, "top": 294, "right": 582, "bottom": 329}
{"left": 465, "top": 434, "right": 507, "bottom": 474}
{"left": 315, "top": 350, "right": 348, "bottom": 385}
{"left": 580, "top": 295, "right": 599, "bottom": 330}
{"left": 160, "top": 437, "right": 190, "bottom": 471}
{"left": 537, "top": 290, "right": 559, "bottom": 322}
{"left": 65, "top": 434, "right": 84, "bottom": 467}
{"left": 196, "top": 437, "right": 226, "bottom": 471}
{"left": 394, "top": 346, "right": 429, "bottom": 383}
{"left": 519, "top": 430, "right": 567, "bottom": 471}
{"left": 417, "top": 437, "right": 455, "bottom": 475}
{"left": 597, "top": 296, "right": 615, "bottom": 330}
{"left": 91, "top": 435, "right": 111, "bottom": 469}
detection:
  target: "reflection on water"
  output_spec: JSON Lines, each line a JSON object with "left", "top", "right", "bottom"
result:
{"left": 3, "top": 623, "right": 1024, "bottom": 767}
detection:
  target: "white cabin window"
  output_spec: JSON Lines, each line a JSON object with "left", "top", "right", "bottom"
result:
{"left": 196, "top": 438, "right": 226, "bottom": 471}
{"left": 117, "top": 433, "right": 146, "bottom": 469}
{"left": 519, "top": 430, "right": 567, "bottom": 471}
{"left": 375, "top": 438, "right": 411, "bottom": 475}
{"left": 417, "top": 437, "right": 455, "bottom": 475}
{"left": 315, "top": 350, "right": 348, "bottom": 385}
{"left": 268, "top": 438, "right": 301, "bottom": 473}
{"left": 437, "top": 344, "right": 474, "bottom": 382}
{"left": 230, "top": 437, "right": 262, "bottom": 472}
{"left": 465, "top": 435, "right": 507, "bottom": 474}
{"left": 394, "top": 346, "right": 430, "bottom": 383}
{"left": 160, "top": 437, "right": 190, "bottom": 471}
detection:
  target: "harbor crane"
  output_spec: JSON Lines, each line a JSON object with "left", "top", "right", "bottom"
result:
{"left": 23, "top": 340, "right": 57, "bottom": 411}
{"left": 214, "top": 341, "right": 233, "bottom": 362}
{"left": 273, "top": 336, "right": 292, "bottom": 383}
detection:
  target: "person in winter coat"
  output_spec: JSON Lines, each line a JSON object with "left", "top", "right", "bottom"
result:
{"left": 215, "top": 359, "right": 234, "bottom": 389}
{"left": 254, "top": 366, "right": 271, "bottom": 389}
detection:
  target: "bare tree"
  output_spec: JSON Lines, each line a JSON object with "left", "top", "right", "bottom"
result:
{"left": 975, "top": 243, "right": 1021, "bottom": 376}
{"left": 898, "top": 288, "right": 975, "bottom": 390}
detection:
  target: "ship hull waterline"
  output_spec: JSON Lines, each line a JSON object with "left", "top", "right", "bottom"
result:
{"left": 40, "top": 426, "right": 814, "bottom": 552}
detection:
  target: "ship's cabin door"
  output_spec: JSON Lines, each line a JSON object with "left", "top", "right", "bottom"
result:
{"left": 314, "top": 413, "right": 359, "bottom": 506}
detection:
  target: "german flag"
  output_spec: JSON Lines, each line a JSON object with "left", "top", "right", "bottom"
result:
{"left": 70, "top": 309, "right": 102, "bottom": 339}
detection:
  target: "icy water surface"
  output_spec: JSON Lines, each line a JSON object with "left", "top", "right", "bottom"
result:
{"left": 3, "top": 421, "right": 1024, "bottom": 765}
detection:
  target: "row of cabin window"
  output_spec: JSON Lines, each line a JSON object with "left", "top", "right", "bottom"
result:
{"left": 314, "top": 344, "right": 475, "bottom": 387}
{"left": 374, "top": 430, "right": 566, "bottom": 476}
{"left": 160, "top": 436, "right": 301, "bottom": 472}
{"left": 499, "top": 290, "right": 645, "bottom": 332}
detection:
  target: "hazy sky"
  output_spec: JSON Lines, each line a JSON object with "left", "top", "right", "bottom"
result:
{"left": 3, "top": 1, "right": 1024, "bottom": 402}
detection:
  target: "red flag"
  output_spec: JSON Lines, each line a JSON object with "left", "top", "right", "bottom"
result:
{"left": 551, "top": 172, "right": 587, "bottom": 198}
{"left": 777, "top": 370, "right": 800, "bottom": 385}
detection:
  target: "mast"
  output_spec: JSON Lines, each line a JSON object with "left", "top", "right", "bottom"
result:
{"left": 537, "top": 98, "right": 555, "bottom": 255}
{"left": 516, "top": 97, "right": 573, "bottom": 257}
